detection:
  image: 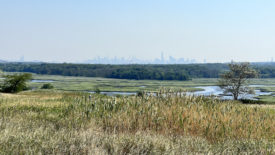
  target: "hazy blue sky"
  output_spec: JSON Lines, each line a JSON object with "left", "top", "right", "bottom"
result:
{"left": 1, "top": 0, "right": 275, "bottom": 63}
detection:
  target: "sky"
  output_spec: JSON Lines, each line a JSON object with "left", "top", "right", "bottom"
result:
{"left": 1, "top": 0, "right": 275, "bottom": 63}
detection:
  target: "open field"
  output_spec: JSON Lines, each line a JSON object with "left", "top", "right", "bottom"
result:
{"left": 1, "top": 73, "right": 275, "bottom": 104}
{"left": 256, "top": 96, "right": 275, "bottom": 104}
{"left": 0, "top": 73, "right": 275, "bottom": 104}
{"left": 0, "top": 73, "right": 213, "bottom": 92}
{"left": 28, "top": 74, "right": 275, "bottom": 91}
{"left": 28, "top": 74, "right": 275, "bottom": 104}
{"left": 0, "top": 90, "right": 274, "bottom": 154}
{"left": 27, "top": 74, "right": 218, "bottom": 92}
{"left": 2, "top": 73, "right": 275, "bottom": 92}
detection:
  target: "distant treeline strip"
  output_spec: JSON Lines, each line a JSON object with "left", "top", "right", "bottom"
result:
{"left": 1, "top": 63, "right": 275, "bottom": 80}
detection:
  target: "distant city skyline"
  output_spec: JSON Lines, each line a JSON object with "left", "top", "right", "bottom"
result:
{"left": 2, "top": 52, "right": 199, "bottom": 64}
{"left": 80, "top": 53, "right": 198, "bottom": 64}
{"left": 1, "top": 53, "right": 275, "bottom": 64}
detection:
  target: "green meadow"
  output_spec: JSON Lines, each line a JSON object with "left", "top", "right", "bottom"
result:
{"left": 28, "top": 74, "right": 218, "bottom": 92}
{"left": 26, "top": 74, "right": 275, "bottom": 92}
{"left": 23, "top": 74, "right": 275, "bottom": 104}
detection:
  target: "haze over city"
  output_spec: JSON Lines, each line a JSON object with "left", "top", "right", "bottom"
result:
{"left": 1, "top": 0, "right": 275, "bottom": 63}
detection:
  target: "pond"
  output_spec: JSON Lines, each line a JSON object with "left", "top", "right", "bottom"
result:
{"left": 31, "top": 80, "right": 55, "bottom": 83}
{"left": 190, "top": 86, "right": 273, "bottom": 100}
{"left": 89, "top": 85, "right": 274, "bottom": 100}
{"left": 139, "top": 85, "right": 146, "bottom": 88}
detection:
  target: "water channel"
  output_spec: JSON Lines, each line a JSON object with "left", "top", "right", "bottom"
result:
{"left": 31, "top": 80, "right": 54, "bottom": 83}
{"left": 89, "top": 85, "right": 274, "bottom": 100}
{"left": 29, "top": 79, "right": 274, "bottom": 100}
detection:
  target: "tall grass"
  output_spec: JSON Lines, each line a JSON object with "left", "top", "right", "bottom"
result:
{"left": 76, "top": 89, "right": 275, "bottom": 141}
{"left": 0, "top": 89, "right": 274, "bottom": 154}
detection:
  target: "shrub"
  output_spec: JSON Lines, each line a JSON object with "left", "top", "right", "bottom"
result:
{"left": 136, "top": 90, "right": 145, "bottom": 97}
{"left": 95, "top": 87, "right": 101, "bottom": 94}
{"left": 41, "top": 83, "right": 54, "bottom": 89}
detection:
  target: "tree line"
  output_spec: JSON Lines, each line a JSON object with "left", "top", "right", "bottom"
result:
{"left": 0, "top": 62, "right": 275, "bottom": 80}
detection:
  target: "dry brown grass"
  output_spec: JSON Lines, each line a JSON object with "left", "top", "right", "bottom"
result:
{"left": 0, "top": 90, "right": 274, "bottom": 154}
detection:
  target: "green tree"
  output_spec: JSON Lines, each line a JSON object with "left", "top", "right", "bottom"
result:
{"left": 1, "top": 73, "right": 32, "bottom": 93}
{"left": 218, "top": 62, "right": 258, "bottom": 100}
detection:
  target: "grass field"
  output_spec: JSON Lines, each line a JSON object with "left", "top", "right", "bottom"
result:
{"left": 256, "top": 96, "right": 275, "bottom": 104}
{"left": 2, "top": 73, "right": 275, "bottom": 104}
{"left": 28, "top": 74, "right": 275, "bottom": 91}
{"left": 2, "top": 73, "right": 275, "bottom": 92}
{"left": 1, "top": 73, "right": 275, "bottom": 104}
{"left": 25, "top": 74, "right": 275, "bottom": 104}
{"left": 28, "top": 74, "right": 218, "bottom": 92}
{"left": 0, "top": 90, "right": 274, "bottom": 154}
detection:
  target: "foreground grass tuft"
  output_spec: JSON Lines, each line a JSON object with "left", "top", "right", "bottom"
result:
{"left": 0, "top": 90, "right": 274, "bottom": 154}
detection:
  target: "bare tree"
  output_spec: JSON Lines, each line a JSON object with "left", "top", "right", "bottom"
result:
{"left": 218, "top": 62, "right": 258, "bottom": 100}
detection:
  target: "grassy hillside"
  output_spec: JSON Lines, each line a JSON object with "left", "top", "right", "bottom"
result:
{"left": 0, "top": 90, "right": 274, "bottom": 154}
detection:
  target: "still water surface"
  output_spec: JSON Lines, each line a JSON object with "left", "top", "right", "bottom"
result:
{"left": 89, "top": 85, "right": 274, "bottom": 100}
{"left": 31, "top": 80, "right": 54, "bottom": 83}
